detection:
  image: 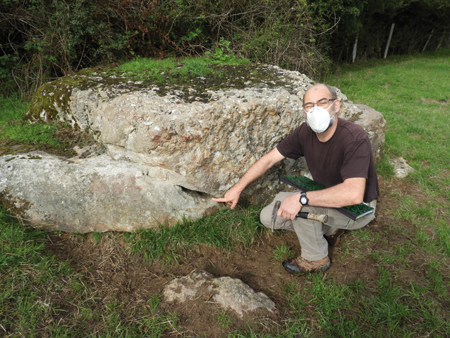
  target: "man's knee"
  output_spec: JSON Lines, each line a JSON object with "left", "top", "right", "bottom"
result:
{"left": 260, "top": 205, "right": 272, "bottom": 229}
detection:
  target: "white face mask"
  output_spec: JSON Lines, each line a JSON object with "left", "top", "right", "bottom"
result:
{"left": 306, "top": 103, "right": 336, "bottom": 134}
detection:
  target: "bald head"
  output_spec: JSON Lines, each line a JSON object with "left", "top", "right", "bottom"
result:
{"left": 303, "top": 84, "right": 337, "bottom": 102}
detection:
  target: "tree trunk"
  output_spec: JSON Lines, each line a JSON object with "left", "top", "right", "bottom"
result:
{"left": 338, "top": 47, "right": 344, "bottom": 62}
{"left": 384, "top": 23, "right": 395, "bottom": 59}
{"left": 422, "top": 29, "right": 434, "bottom": 52}
{"left": 436, "top": 33, "right": 444, "bottom": 51}
{"left": 352, "top": 34, "right": 358, "bottom": 63}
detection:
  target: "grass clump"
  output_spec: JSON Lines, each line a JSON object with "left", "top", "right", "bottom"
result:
{"left": 271, "top": 244, "right": 296, "bottom": 262}
{"left": 0, "top": 97, "right": 59, "bottom": 147}
{"left": 127, "top": 205, "right": 263, "bottom": 263}
{"left": 117, "top": 55, "right": 250, "bottom": 84}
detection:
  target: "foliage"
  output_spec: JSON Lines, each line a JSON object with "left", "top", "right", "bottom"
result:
{"left": 0, "top": 0, "right": 330, "bottom": 97}
{"left": 2, "top": 0, "right": 449, "bottom": 97}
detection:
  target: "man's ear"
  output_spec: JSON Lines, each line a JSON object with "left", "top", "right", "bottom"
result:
{"left": 334, "top": 99, "right": 341, "bottom": 113}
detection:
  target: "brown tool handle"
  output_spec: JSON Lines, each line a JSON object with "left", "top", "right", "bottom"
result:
{"left": 297, "top": 212, "right": 328, "bottom": 223}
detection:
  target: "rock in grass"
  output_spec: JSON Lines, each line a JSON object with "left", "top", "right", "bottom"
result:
{"left": 163, "top": 270, "right": 275, "bottom": 318}
{"left": 389, "top": 156, "right": 415, "bottom": 178}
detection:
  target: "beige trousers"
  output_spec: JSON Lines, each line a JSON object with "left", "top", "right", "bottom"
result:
{"left": 260, "top": 192, "right": 375, "bottom": 261}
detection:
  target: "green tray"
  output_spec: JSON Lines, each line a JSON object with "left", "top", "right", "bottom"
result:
{"left": 280, "top": 176, "right": 374, "bottom": 220}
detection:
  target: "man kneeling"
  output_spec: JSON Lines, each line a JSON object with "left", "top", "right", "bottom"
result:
{"left": 212, "top": 84, "right": 379, "bottom": 273}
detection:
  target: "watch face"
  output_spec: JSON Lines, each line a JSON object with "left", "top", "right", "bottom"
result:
{"left": 301, "top": 196, "right": 307, "bottom": 205}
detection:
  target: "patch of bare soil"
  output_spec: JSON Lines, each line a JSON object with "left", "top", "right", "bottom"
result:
{"left": 420, "top": 97, "right": 449, "bottom": 104}
{"left": 45, "top": 176, "right": 450, "bottom": 336}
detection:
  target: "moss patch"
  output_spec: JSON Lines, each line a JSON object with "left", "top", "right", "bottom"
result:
{"left": 0, "top": 188, "right": 32, "bottom": 215}
{"left": 348, "top": 111, "right": 363, "bottom": 122}
{"left": 25, "top": 71, "right": 103, "bottom": 122}
{"left": 0, "top": 141, "right": 38, "bottom": 157}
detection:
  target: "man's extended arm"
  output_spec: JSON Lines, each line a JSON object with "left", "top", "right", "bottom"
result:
{"left": 277, "top": 177, "right": 366, "bottom": 220}
{"left": 211, "top": 147, "right": 285, "bottom": 209}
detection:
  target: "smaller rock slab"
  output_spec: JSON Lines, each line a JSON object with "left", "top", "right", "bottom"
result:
{"left": 163, "top": 270, "right": 275, "bottom": 318}
{"left": 0, "top": 152, "right": 216, "bottom": 233}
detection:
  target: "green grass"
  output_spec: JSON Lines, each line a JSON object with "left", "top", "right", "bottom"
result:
{"left": 327, "top": 49, "right": 450, "bottom": 255}
{"left": 271, "top": 244, "right": 296, "bottom": 262}
{"left": 217, "top": 310, "right": 233, "bottom": 330}
{"left": 0, "top": 211, "right": 71, "bottom": 336}
{"left": 126, "top": 205, "right": 264, "bottom": 264}
{"left": 0, "top": 211, "right": 179, "bottom": 337}
{"left": 328, "top": 49, "right": 450, "bottom": 181}
{"left": 0, "top": 97, "right": 60, "bottom": 147}
{"left": 318, "top": 49, "right": 450, "bottom": 337}
{"left": 117, "top": 55, "right": 250, "bottom": 83}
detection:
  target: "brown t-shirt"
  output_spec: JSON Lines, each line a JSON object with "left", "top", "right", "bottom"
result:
{"left": 277, "top": 118, "right": 379, "bottom": 202}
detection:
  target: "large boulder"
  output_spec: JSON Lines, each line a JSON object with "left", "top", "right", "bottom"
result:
{"left": 0, "top": 63, "right": 386, "bottom": 232}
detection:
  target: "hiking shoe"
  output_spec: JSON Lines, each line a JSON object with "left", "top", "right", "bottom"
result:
{"left": 282, "top": 256, "right": 330, "bottom": 273}
{"left": 324, "top": 229, "right": 347, "bottom": 246}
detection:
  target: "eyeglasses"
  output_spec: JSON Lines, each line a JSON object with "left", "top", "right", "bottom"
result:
{"left": 303, "top": 98, "right": 335, "bottom": 112}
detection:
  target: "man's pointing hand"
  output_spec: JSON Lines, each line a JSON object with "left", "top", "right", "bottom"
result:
{"left": 211, "top": 187, "right": 241, "bottom": 209}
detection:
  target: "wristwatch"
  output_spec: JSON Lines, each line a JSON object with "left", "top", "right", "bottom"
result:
{"left": 299, "top": 192, "right": 309, "bottom": 206}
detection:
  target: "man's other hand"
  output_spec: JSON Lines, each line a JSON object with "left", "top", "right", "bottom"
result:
{"left": 211, "top": 187, "right": 241, "bottom": 209}
{"left": 278, "top": 193, "right": 302, "bottom": 220}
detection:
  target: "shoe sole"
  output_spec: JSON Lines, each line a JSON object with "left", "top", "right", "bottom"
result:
{"left": 282, "top": 260, "right": 331, "bottom": 273}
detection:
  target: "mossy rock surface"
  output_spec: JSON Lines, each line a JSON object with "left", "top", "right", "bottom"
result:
{"left": 25, "top": 62, "right": 309, "bottom": 123}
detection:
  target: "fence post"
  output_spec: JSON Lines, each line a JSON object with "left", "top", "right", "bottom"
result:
{"left": 422, "top": 29, "right": 434, "bottom": 52}
{"left": 352, "top": 34, "right": 358, "bottom": 63}
{"left": 384, "top": 23, "right": 395, "bottom": 59}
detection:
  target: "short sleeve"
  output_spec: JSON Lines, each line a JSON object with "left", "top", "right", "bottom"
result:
{"left": 340, "top": 138, "right": 371, "bottom": 180}
{"left": 276, "top": 124, "right": 306, "bottom": 159}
